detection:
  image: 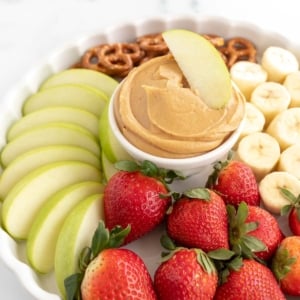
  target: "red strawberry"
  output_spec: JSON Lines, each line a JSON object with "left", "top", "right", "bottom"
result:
{"left": 81, "top": 248, "right": 156, "bottom": 300}
{"left": 104, "top": 160, "right": 177, "bottom": 244}
{"left": 246, "top": 205, "right": 285, "bottom": 260}
{"left": 228, "top": 202, "right": 284, "bottom": 261}
{"left": 272, "top": 236, "right": 300, "bottom": 296}
{"left": 207, "top": 158, "right": 260, "bottom": 206}
{"left": 65, "top": 221, "right": 157, "bottom": 300}
{"left": 214, "top": 259, "right": 285, "bottom": 299}
{"left": 166, "top": 188, "right": 229, "bottom": 252}
{"left": 280, "top": 188, "right": 300, "bottom": 235}
{"left": 289, "top": 208, "right": 300, "bottom": 235}
{"left": 154, "top": 247, "right": 218, "bottom": 300}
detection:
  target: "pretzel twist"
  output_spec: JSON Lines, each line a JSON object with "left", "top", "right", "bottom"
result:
{"left": 220, "top": 37, "right": 257, "bottom": 68}
{"left": 136, "top": 33, "right": 169, "bottom": 62}
{"left": 81, "top": 43, "right": 144, "bottom": 77}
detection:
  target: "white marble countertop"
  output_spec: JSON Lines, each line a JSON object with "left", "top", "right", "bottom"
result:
{"left": 1, "top": 0, "right": 300, "bottom": 299}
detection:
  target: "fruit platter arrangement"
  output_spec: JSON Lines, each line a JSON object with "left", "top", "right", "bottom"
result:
{"left": 0, "top": 15, "right": 300, "bottom": 299}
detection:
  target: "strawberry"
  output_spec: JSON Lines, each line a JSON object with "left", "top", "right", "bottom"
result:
{"left": 81, "top": 248, "right": 156, "bottom": 300}
{"left": 288, "top": 208, "right": 300, "bottom": 235}
{"left": 272, "top": 236, "right": 300, "bottom": 296}
{"left": 280, "top": 188, "right": 300, "bottom": 235}
{"left": 104, "top": 160, "right": 180, "bottom": 244}
{"left": 228, "top": 202, "right": 285, "bottom": 261}
{"left": 166, "top": 188, "right": 229, "bottom": 252}
{"left": 214, "top": 259, "right": 286, "bottom": 299}
{"left": 65, "top": 221, "right": 157, "bottom": 300}
{"left": 206, "top": 158, "right": 260, "bottom": 207}
{"left": 154, "top": 244, "right": 218, "bottom": 299}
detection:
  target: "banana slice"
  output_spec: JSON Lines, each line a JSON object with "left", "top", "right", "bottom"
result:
{"left": 259, "top": 171, "right": 300, "bottom": 214}
{"left": 233, "top": 102, "right": 265, "bottom": 150}
{"left": 266, "top": 107, "right": 300, "bottom": 151}
{"left": 236, "top": 132, "right": 281, "bottom": 182}
{"left": 230, "top": 61, "right": 267, "bottom": 100}
{"left": 242, "top": 102, "right": 265, "bottom": 136}
{"left": 283, "top": 71, "right": 300, "bottom": 107}
{"left": 277, "top": 144, "right": 300, "bottom": 179}
{"left": 250, "top": 81, "right": 291, "bottom": 125}
{"left": 261, "top": 46, "right": 299, "bottom": 83}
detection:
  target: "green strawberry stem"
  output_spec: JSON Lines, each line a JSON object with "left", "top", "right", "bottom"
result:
{"left": 159, "top": 233, "right": 236, "bottom": 276}
{"left": 271, "top": 246, "right": 297, "bottom": 281}
{"left": 227, "top": 201, "right": 267, "bottom": 261}
{"left": 205, "top": 151, "right": 233, "bottom": 188}
{"left": 280, "top": 188, "right": 300, "bottom": 221}
{"left": 183, "top": 187, "right": 211, "bottom": 200}
{"left": 114, "top": 159, "right": 185, "bottom": 185}
{"left": 64, "top": 221, "right": 130, "bottom": 300}
{"left": 167, "top": 187, "right": 212, "bottom": 206}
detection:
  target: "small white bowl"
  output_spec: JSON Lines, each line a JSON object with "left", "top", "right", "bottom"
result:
{"left": 109, "top": 82, "right": 245, "bottom": 183}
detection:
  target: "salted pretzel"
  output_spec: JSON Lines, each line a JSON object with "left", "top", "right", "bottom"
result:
{"left": 136, "top": 33, "right": 169, "bottom": 62}
{"left": 220, "top": 37, "right": 257, "bottom": 68}
{"left": 81, "top": 43, "right": 144, "bottom": 77}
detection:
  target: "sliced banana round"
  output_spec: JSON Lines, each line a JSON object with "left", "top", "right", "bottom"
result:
{"left": 242, "top": 102, "right": 265, "bottom": 136}
{"left": 250, "top": 81, "right": 291, "bottom": 125}
{"left": 236, "top": 132, "right": 281, "bottom": 182}
{"left": 266, "top": 107, "right": 300, "bottom": 151}
{"left": 230, "top": 61, "right": 267, "bottom": 100}
{"left": 259, "top": 171, "right": 300, "bottom": 214}
{"left": 283, "top": 71, "right": 300, "bottom": 107}
{"left": 233, "top": 102, "right": 265, "bottom": 150}
{"left": 277, "top": 144, "right": 300, "bottom": 179}
{"left": 261, "top": 46, "right": 299, "bottom": 83}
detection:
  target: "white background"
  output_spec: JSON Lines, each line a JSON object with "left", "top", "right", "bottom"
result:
{"left": 0, "top": 0, "right": 300, "bottom": 299}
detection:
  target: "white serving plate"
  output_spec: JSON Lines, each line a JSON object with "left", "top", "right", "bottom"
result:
{"left": 0, "top": 15, "right": 299, "bottom": 300}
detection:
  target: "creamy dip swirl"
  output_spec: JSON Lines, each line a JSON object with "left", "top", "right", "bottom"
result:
{"left": 114, "top": 54, "right": 245, "bottom": 158}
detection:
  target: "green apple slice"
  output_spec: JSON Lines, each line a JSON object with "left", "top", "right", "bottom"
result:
{"left": 27, "top": 181, "right": 104, "bottom": 274}
{"left": 39, "top": 68, "right": 118, "bottom": 98}
{"left": 1, "top": 122, "right": 100, "bottom": 167}
{"left": 23, "top": 84, "right": 108, "bottom": 117}
{"left": 7, "top": 106, "right": 99, "bottom": 141}
{"left": 162, "top": 29, "right": 232, "bottom": 109}
{"left": 1, "top": 161, "right": 101, "bottom": 240}
{"left": 0, "top": 145, "right": 100, "bottom": 201}
{"left": 101, "top": 151, "right": 118, "bottom": 182}
{"left": 99, "top": 102, "right": 132, "bottom": 163}
{"left": 55, "top": 193, "right": 104, "bottom": 297}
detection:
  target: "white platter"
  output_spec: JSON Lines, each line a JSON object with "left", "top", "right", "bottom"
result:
{"left": 0, "top": 15, "right": 299, "bottom": 300}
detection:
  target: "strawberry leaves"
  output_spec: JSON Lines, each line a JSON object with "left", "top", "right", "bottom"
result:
{"left": 159, "top": 233, "right": 235, "bottom": 276}
{"left": 227, "top": 201, "right": 267, "bottom": 260}
{"left": 280, "top": 188, "right": 300, "bottom": 220}
{"left": 115, "top": 160, "right": 185, "bottom": 185}
{"left": 64, "top": 221, "right": 130, "bottom": 300}
{"left": 183, "top": 187, "right": 211, "bottom": 200}
{"left": 271, "top": 246, "right": 297, "bottom": 281}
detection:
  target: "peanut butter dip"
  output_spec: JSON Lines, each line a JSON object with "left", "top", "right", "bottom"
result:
{"left": 114, "top": 54, "right": 245, "bottom": 158}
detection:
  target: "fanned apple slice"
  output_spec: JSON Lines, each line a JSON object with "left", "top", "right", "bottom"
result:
{"left": 40, "top": 68, "right": 118, "bottom": 98}
{"left": 23, "top": 84, "right": 108, "bottom": 117}
{"left": 1, "top": 161, "right": 102, "bottom": 239}
{"left": 55, "top": 193, "right": 104, "bottom": 298}
{"left": 27, "top": 181, "right": 104, "bottom": 273}
{"left": 0, "top": 145, "right": 101, "bottom": 201}
{"left": 1, "top": 122, "right": 100, "bottom": 167}
{"left": 162, "top": 29, "right": 232, "bottom": 109}
{"left": 7, "top": 106, "right": 99, "bottom": 141}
